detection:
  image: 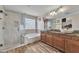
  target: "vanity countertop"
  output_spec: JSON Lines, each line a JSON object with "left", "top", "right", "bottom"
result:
{"left": 45, "top": 30, "right": 79, "bottom": 37}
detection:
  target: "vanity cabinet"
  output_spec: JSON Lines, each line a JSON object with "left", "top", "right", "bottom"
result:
{"left": 41, "top": 31, "right": 79, "bottom": 53}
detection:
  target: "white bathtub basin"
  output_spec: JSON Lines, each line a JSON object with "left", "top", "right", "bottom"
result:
{"left": 23, "top": 33, "right": 40, "bottom": 44}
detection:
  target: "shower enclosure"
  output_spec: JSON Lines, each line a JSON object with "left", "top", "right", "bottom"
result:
{"left": 0, "top": 6, "right": 43, "bottom": 52}
{"left": 0, "top": 6, "right": 24, "bottom": 52}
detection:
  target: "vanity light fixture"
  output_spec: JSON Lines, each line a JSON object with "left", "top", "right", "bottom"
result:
{"left": 49, "top": 6, "right": 65, "bottom": 16}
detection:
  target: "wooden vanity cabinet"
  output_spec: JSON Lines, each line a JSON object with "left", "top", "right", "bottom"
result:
{"left": 41, "top": 31, "right": 79, "bottom": 53}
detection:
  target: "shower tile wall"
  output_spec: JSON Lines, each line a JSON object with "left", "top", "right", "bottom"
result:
{"left": 0, "top": 6, "right": 5, "bottom": 49}
{"left": 4, "top": 11, "right": 22, "bottom": 47}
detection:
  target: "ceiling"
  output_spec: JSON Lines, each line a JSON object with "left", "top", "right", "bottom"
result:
{"left": 4, "top": 5, "right": 79, "bottom": 19}
{"left": 4, "top": 5, "right": 60, "bottom": 17}
{"left": 46, "top": 5, "right": 79, "bottom": 19}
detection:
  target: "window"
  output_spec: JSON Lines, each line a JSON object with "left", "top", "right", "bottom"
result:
{"left": 24, "top": 18, "right": 35, "bottom": 29}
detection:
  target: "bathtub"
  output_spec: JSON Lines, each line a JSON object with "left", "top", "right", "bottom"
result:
{"left": 23, "top": 33, "right": 40, "bottom": 44}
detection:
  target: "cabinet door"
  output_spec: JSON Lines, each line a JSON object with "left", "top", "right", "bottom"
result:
{"left": 60, "top": 35, "right": 71, "bottom": 52}
{"left": 65, "top": 36, "right": 79, "bottom": 53}
{"left": 54, "top": 34, "right": 65, "bottom": 51}
{"left": 46, "top": 33, "right": 54, "bottom": 46}
{"left": 69, "top": 40, "right": 79, "bottom": 53}
{"left": 41, "top": 32, "right": 46, "bottom": 43}
{"left": 51, "top": 33, "right": 55, "bottom": 46}
{"left": 65, "top": 39, "right": 71, "bottom": 52}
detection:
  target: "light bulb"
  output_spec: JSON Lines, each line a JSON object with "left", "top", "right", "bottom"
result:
{"left": 50, "top": 12, "right": 53, "bottom": 16}
{"left": 60, "top": 8, "right": 64, "bottom": 12}
{"left": 53, "top": 11, "right": 57, "bottom": 15}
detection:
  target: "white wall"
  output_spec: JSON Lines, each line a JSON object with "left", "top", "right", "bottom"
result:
{"left": 70, "top": 15, "right": 79, "bottom": 30}
{"left": 37, "top": 17, "right": 44, "bottom": 31}
{"left": 61, "top": 13, "right": 79, "bottom": 31}
{"left": 4, "top": 11, "right": 21, "bottom": 46}
{"left": 55, "top": 13, "right": 79, "bottom": 31}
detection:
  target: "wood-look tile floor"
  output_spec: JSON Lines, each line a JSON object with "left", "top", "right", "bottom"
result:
{"left": 7, "top": 41, "right": 61, "bottom": 53}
